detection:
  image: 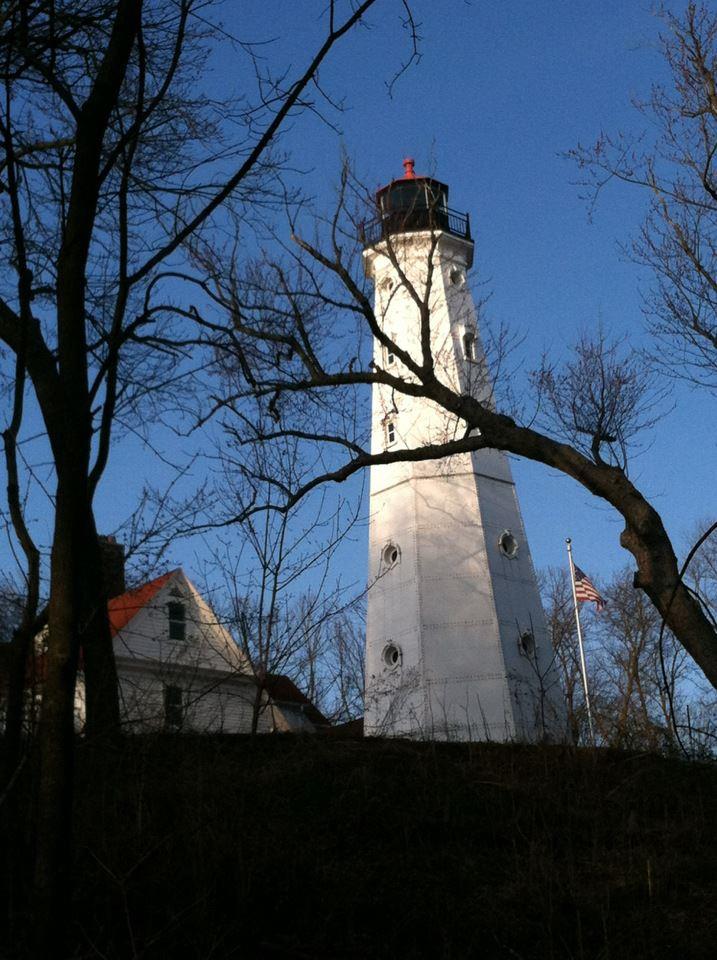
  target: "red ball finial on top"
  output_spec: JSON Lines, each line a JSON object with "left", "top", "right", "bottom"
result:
{"left": 402, "top": 157, "right": 416, "bottom": 179}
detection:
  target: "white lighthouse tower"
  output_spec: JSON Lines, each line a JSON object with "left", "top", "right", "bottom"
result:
{"left": 363, "top": 159, "right": 565, "bottom": 742}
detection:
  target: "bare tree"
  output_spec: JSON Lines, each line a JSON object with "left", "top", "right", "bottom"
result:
{"left": 320, "top": 606, "right": 366, "bottom": 723}
{"left": 0, "top": 1, "right": 418, "bottom": 951}
{"left": 205, "top": 451, "right": 361, "bottom": 734}
{"left": 541, "top": 563, "right": 716, "bottom": 754}
{"left": 592, "top": 567, "right": 687, "bottom": 751}
{"left": 539, "top": 567, "right": 590, "bottom": 746}
{"left": 531, "top": 330, "right": 665, "bottom": 470}
{"left": 678, "top": 521, "right": 717, "bottom": 752}
{"left": 1, "top": 360, "right": 42, "bottom": 786}
{"left": 571, "top": 4, "right": 717, "bottom": 393}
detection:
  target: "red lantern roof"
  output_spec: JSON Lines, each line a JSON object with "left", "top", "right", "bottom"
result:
{"left": 401, "top": 157, "right": 417, "bottom": 179}
{"left": 376, "top": 157, "right": 449, "bottom": 201}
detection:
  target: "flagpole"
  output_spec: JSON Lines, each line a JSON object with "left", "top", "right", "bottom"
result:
{"left": 565, "top": 538, "right": 595, "bottom": 745}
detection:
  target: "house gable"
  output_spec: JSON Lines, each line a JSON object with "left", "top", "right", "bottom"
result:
{"left": 111, "top": 569, "right": 250, "bottom": 678}
{"left": 25, "top": 564, "right": 329, "bottom": 737}
{"left": 110, "top": 569, "right": 260, "bottom": 733}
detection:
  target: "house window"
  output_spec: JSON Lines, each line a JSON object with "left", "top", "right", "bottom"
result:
{"left": 164, "top": 685, "right": 183, "bottom": 730}
{"left": 386, "top": 420, "right": 396, "bottom": 446}
{"left": 463, "top": 331, "right": 475, "bottom": 361}
{"left": 168, "top": 601, "right": 186, "bottom": 641}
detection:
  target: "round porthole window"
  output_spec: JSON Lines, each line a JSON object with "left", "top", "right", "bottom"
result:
{"left": 498, "top": 530, "right": 518, "bottom": 558}
{"left": 519, "top": 631, "right": 535, "bottom": 656}
{"left": 450, "top": 268, "right": 464, "bottom": 286}
{"left": 382, "top": 643, "right": 402, "bottom": 669}
{"left": 382, "top": 542, "right": 400, "bottom": 568}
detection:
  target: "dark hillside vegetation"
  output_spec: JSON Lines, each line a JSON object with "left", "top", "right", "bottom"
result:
{"left": 2, "top": 736, "right": 716, "bottom": 959}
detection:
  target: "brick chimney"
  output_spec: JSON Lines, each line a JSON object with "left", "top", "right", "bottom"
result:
{"left": 98, "top": 535, "right": 126, "bottom": 599}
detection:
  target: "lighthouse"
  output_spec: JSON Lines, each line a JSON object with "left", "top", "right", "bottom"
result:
{"left": 363, "top": 159, "right": 566, "bottom": 742}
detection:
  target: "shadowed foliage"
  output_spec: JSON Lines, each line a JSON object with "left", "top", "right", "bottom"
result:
{"left": 3, "top": 735, "right": 715, "bottom": 959}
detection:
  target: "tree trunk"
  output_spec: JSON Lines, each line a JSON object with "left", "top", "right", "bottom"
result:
{"left": 32, "top": 487, "right": 82, "bottom": 959}
{"left": 80, "top": 517, "right": 120, "bottom": 738}
{"left": 29, "top": 6, "right": 144, "bottom": 950}
{"left": 251, "top": 678, "right": 265, "bottom": 735}
{"left": 3, "top": 627, "right": 33, "bottom": 786}
{"left": 31, "top": 478, "right": 120, "bottom": 958}
{"left": 2, "top": 623, "right": 34, "bottom": 943}
{"left": 615, "top": 650, "right": 638, "bottom": 748}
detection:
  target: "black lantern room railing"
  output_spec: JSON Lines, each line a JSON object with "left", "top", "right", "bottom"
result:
{"left": 360, "top": 205, "right": 471, "bottom": 247}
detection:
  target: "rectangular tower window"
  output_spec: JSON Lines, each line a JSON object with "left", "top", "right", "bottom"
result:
{"left": 384, "top": 337, "right": 396, "bottom": 366}
{"left": 168, "top": 601, "right": 186, "bottom": 641}
{"left": 386, "top": 420, "right": 396, "bottom": 446}
{"left": 463, "top": 331, "right": 476, "bottom": 361}
{"left": 164, "top": 685, "right": 184, "bottom": 730}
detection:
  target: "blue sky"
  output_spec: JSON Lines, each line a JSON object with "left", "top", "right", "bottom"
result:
{"left": 4, "top": 1, "right": 711, "bottom": 599}
{"left": 191, "top": 0, "right": 708, "bottom": 584}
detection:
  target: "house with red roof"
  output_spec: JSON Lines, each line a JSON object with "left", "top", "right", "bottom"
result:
{"left": 104, "top": 566, "right": 259, "bottom": 733}
{"left": 1, "top": 539, "right": 329, "bottom": 735}
{"left": 70, "top": 539, "right": 329, "bottom": 734}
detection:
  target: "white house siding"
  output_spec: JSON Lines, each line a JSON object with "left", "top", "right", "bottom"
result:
{"left": 115, "top": 662, "right": 271, "bottom": 734}
{"left": 112, "top": 569, "right": 272, "bottom": 734}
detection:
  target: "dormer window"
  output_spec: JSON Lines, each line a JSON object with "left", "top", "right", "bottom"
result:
{"left": 168, "top": 601, "right": 186, "bottom": 641}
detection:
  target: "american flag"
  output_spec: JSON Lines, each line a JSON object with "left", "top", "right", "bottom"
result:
{"left": 573, "top": 565, "right": 606, "bottom": 612}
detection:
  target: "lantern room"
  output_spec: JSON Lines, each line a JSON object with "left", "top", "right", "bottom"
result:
{"left": 362, "top": 158, "right": 472, "bottom": 247}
